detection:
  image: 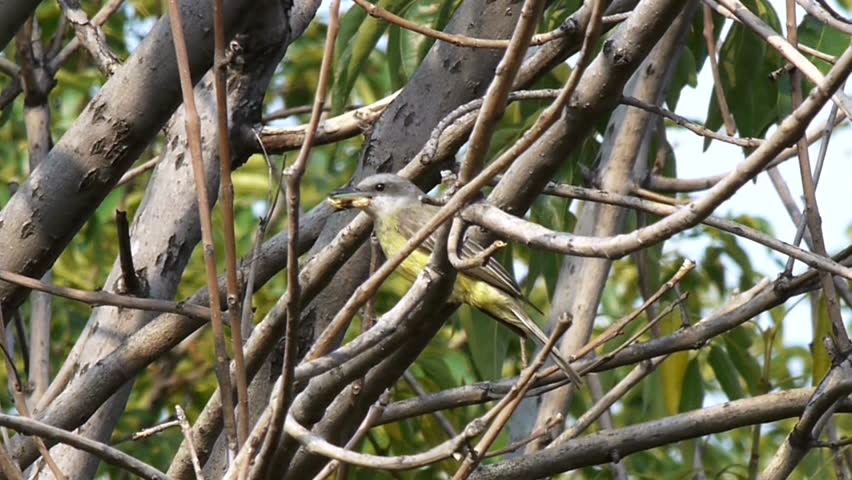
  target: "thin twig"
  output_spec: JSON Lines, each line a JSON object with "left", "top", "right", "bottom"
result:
{"left": 620, "top": 95, "right": 759, "bottom": 148}
{"left": 282, "top": 409, "right": 485, "bottom": 471}
{"left": 481, "top": 416, "right": 563, "bottom": 458}
{"left": 447, "top": 218, "right": 507, "bottom": 270}
{"left": 799, "top": 43, "right": 837, "bottom": 64}
{"left": 115, "top": 210, "right": 141, "bottom": 294}
{"left": 583, "top": 293, "right": 689, "bottom": 373}
{"left": 644, "top": 109, "right": 848, "bottom": 193}
{"left": 0, "top": 310, "right": 66, "bottom": 480}
{"left": 49, "top": 0, "right": 125, "bottom": 71}
{"left": 57, "top": 0, "right": 121, "bottom": 75}
{"left": 166, "top": 0, "right": 237, "bottom": 458}
{"left": 554, "top": 355, "right": 667, "bottom": 445}
{"left": 422, "top": 89, "right": 561, "bottom": 162}
{"left": 212, "top": 0, "right": 249, "bottom": 448}
{"left": 0, "top": 443, "right": 24, "bottom": 480}
{"left": 176, "top": 405, "right": 205, "bottom": 480}
{"left": 572, "top": 260, "right": 695, "bottom": 362}
{"left": 240, "top": 141, "right": 282, "bottom": 342}
{"left": 365, "top": 234, "right": 382, "bottom": 330}
{"left": 263, "top": 103, "right": 363, "bottom": 122}
{"left": 116, "top": 157, "right": 160, "bottom": 186}
{"left": 403, "top": 371, "right": 459, "bottom": 439}
{"left": 452, "top": 313, "right": 574, "bottom": 479}
{"left": 254, "top": 0, "right": 342, "bottom": 475}
{"left": 352, "top": 0, "right": 569, "bottom": 50}
{"left": 812, "top": 437, "right": 852, "bottom": 448}
{"left": 459, "top": 0, "right": 545, "bottom": 182}
{"left": 0, "top": 412, "right": 171, "bottom": 480}
{"left": 258, "top": 92, "right": 399, "bottom": 153}
{"left": 0, "top": 270, "right": 212, "bottom": 320}
{"left": 703, "top": 2, "right": 737, "bottom": 136}
{"left": 129, "top": 420, "right": 180, "bottom": 441}
{"left": 783, "top": 88, "right": 841, "bottom": 275}
{"left": 313, "top": 389, "right": 394, "bottom": 480}
{"left": 762, "top": 359, "right": 852, "bottom": 477}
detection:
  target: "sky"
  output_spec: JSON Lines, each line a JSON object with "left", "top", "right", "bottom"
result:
{"left": 665, "top": 0, "right": 851, "bottom": 349}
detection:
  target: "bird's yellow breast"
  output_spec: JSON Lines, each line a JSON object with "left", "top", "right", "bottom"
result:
{"left": 373, "top": 214, "right": 513, "bottom": 312}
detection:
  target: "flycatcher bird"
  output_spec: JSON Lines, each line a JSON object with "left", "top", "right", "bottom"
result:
{"left": 328, "top": 173, "right": 582, "bottom": 386}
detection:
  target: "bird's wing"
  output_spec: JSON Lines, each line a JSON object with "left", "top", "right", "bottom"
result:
{"left": 396, "top": 207, "right": 537, "bottom": 310}
{"left": 458, "top": 241, "right": 523, "bottom": 297}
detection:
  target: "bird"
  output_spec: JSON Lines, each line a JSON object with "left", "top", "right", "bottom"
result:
{"left": 328, "top": 173, "right": 582, "bottom": 386}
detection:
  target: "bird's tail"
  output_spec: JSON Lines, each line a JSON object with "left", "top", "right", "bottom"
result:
{"left": 507, "top": 303, "right": 583, "bottom": 387}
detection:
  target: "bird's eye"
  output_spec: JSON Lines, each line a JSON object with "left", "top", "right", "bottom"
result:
{"left": 374, "top": 183, "right": 385, "bottom": 191}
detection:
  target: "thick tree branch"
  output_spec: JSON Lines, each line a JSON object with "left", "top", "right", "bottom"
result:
{"left": 469, "top": 389, "right": 852, "bottom": 479}
{"left": 0, "top": 0, "right": 41, "bottom": 52}
{"left": 0, "top": 0, "right": 256, "bottom": 318}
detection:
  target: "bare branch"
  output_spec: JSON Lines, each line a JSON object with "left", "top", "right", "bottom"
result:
{"left": 167, "top": 0, "right": 237, "bottom": 456}
{"left": 0, "top": 414, "right": 171, "bottom": 480}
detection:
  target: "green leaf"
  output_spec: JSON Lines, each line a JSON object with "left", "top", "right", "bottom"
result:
{"left": 724, "top": 328, "right": 763, "bottom": 395}
{"left": 705, "top": 0, "right": 785, "bottom": 147}
{"left": 332, "top": 0, "right": 415, "bottom": 113}
{"left": 813, "top": 293, "right": 831, "bottom": 384}
{"left": 668, "top": 47, "right": 698, "bottom": 110}
{"left": 679, "top": 357, "right": 705, "bottom": 412}
{"left": 798, "top": 14, "right": 852, "bottom": 77}
{"left": 416, "top": 345, "right": 457, "bottom": 389}
{"left": 669, "top": 6, "right": 724, "bottom": 110}
{"left": 386, "top": 26, "right": 406, "bottom": 90}
{"left": 400, "top": 0, "right": 454, "bottom": 78}
{"left": 661, "top": 310, "right": 690, "bottom": 415}
{"left": 702, "top": 246, "right": 726, "bottom": 294}
{"left": 527, "top": 196, "right": 572, "bottom": 300}
{"left": 459, "top": 308, "right": 512, "bottom": 380}
{"left": 709, "top": 344, "right": 746, "bottom": 400}
{"left": 717, "top": 232, "right": 756, "bottom": 290}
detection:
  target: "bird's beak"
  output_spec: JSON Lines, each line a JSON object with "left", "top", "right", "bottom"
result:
{"left": 327, "top": 186, "right": 373, "bottom": 210}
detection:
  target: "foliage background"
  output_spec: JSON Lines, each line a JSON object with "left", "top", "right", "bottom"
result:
{"left": 1, "top": 0, "right": 852, "bottom": 478}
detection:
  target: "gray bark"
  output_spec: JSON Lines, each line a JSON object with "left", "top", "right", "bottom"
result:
{"left": 10, "top": 0, "right": 311, "bottom": 473}
{"left": 0, "top": 0, "right": 42, "bottom": 52}
{"left": 0, "top": 0, "right": 255, "bottom": 318}
{"left": 34, "top": 75, "right": 222, "bottom": 480}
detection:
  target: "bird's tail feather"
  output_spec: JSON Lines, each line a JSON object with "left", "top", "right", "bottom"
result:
{"left": 507, "top": 303, "right": 583, "bottom": 387}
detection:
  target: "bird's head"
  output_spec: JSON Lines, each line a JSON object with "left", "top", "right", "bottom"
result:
{"left": 328, "top": 174, "right": 425, "bottom": 217}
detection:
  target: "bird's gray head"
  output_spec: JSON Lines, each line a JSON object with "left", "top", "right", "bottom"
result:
{"left": 328, "top": 174, "right": 426, "bottom": 216}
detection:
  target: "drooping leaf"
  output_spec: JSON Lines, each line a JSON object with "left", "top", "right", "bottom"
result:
{"left": 459, "top": 308, "right": 512, "bottom": 380}
{"left": 705, "top": 0, "right": 786, "bottom": 148}
{"left": 798, "top": 14, "right": 852, "bottom": 77}
{"left": 661, "top": 309, "right": 690, "bottom": 415}
{"left": 332, "top": 0, "right": 415, "bottom": 113}
{"left": 680, "top": 357, "right": 705, "bottom": 412}
{"left": 813, "top": 293, "right": 832, "bottom": 384}
{"left": 709, "top": 343, "right": 746, "bottom": 400}
{"left": 724, "top": 327, "right": 763, "bottom": 395}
